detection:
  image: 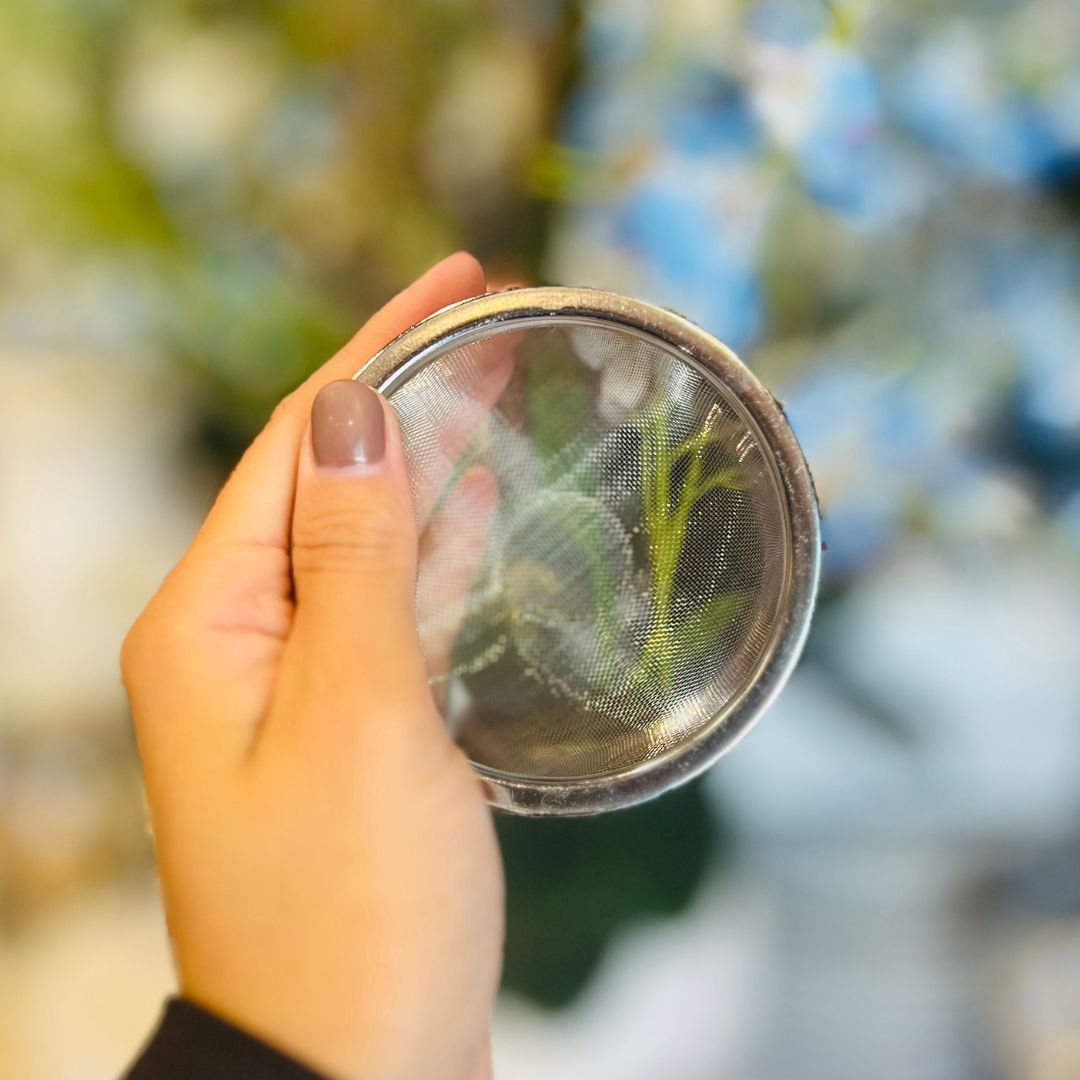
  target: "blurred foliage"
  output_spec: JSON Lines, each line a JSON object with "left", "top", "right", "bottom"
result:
{"left": 0, "top": 0, "right": 582, "bottom": 460}
{"left": 498, "top": 777, "right": 719, "bottom": 1007}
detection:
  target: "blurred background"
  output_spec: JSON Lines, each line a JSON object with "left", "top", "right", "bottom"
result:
{"left": 2, "top": 0, "right": 1079, "bottom": 1077}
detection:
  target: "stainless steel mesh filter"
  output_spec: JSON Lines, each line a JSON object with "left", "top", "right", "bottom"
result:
{"left": 355, "top": 288, "right": 819, "bottom": 815}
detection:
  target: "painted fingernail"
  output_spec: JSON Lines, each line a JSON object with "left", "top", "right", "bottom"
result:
{"left": 311, "top": 380, "right": 386, "bottom": 468}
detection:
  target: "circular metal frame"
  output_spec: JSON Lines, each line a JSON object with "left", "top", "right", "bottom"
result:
{"left": 355, "top": 287, "right": 820, "bottom": 816}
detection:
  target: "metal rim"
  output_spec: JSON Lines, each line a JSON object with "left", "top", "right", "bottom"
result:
{"left": 355, "top": 286, "right": 820, "bottom": 816}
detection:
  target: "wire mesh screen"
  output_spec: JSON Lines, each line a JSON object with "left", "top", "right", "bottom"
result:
{"left": 386, "top": 318, "right": 789, "bottom": 782}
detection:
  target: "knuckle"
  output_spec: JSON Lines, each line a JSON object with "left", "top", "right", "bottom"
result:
{"left": 293, "top": 501, "right": 414, "bottom": 576}
{"left": 120, "top": 606, "right": 172, "bottom": 684}
{"left": 119, "top": 619, "right": 144, "bottom": 680}
{"left": 119, "top": 574, "right": 195, "bottom": 682}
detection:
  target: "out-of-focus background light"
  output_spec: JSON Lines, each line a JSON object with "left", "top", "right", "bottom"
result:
{"left": 1, "top": 2, "right": 1079, "bottom": 1078}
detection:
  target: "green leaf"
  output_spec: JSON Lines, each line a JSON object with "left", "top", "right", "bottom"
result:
{"left": 692, "top": 465, "right": 746, "bottom": 499}
{"left": 671, "top": 594, "right": 749, "bottom": 661}
{"left": 498, "top": 777, "right": 720, "bottom": 1008}
{"left": 526, "top": 342, "right": 591, "bottom": 474}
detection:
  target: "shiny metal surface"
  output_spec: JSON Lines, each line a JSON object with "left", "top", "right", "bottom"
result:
{"left": 355, "top": 287, "right": 820, "bottom": 816}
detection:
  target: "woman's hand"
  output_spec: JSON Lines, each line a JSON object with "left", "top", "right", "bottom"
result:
{"left": 121, "top": 253, "right": 504, "bottom": 1080}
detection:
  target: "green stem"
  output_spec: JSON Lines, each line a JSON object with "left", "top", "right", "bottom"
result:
{"left": 634, "top": 408, "right": 745, "bottom": 694}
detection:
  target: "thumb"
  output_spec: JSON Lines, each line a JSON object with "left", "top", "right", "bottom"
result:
{"left": 284, "top": 379, "right": 436, "bottom": 735}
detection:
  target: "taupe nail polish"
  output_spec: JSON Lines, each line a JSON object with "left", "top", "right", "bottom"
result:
{"left": 311, "top": 380, "right": 386, "bottom": 467}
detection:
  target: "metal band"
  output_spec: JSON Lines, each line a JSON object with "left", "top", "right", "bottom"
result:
{"left": 355, "top": 286, "right": 820, "bottom": 816}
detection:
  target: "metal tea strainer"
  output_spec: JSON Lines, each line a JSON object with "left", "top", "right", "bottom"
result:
{"left": 355, "top": 287, "right": 819, "bottom": 816}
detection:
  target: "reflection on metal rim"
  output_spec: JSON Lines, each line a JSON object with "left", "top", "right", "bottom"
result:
{"left": 355, "top": 287, "right": 820, "bottom": 817}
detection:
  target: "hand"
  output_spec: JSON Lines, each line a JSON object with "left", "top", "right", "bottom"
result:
{"left": 121, "top": 253, "right": 504, "bottom": 1080}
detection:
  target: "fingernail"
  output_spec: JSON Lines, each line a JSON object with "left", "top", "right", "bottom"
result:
{"left": 311, "top": 380, "right": 386, "bottom": 468}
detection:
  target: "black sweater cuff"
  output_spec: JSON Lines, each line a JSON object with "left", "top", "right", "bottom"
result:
{"left": 125, "top": 997, "right": 329, "bottom": 1080}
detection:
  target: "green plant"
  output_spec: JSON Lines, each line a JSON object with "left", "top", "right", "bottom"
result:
{"left": 635, "top": 407, "right": 748, "bottom": 692}
{"left": 448, "top": 374, "right": 752, "bottom": 699}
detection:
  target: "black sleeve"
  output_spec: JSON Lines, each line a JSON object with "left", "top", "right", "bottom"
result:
{"left": 124, "top": 997, "right": 330, "bottom": 1080}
